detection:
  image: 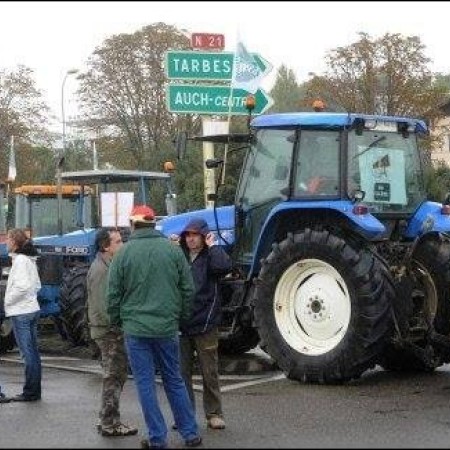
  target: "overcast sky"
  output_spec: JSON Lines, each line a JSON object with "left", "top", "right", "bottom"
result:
{"left": 2, "top": 1, "right": 450, "bottom": 130}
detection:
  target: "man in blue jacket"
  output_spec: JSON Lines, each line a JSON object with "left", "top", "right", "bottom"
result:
{"left": 173, "top": 218, "right": 231, "bottom": 430}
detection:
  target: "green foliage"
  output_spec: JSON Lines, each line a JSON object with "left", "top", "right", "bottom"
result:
{"left": 14, "top": 144, "right": 55, "bottom": 185}
{"left": 305, "top": 32, "right": 447, "bottom": 121}
{"left": 77, "top": 22, "right": 192, "bottom": 171}
{"left": 0, "top": 65, "right": 49, "bottom": 182}
{"left": 269, "top": 65, "right": 306, "bottom": 113}
{"left": 423, "top": 162, "right": 450, "bottom": 202}
{"left": 434, "top": 73, "right": 450, "bottom": 91}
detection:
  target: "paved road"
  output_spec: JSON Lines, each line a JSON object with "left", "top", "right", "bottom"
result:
{"left": 2, "top": 349, "right": 450, "bottom": 448}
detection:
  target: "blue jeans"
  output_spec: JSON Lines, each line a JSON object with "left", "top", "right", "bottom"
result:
{"left": 125, "top": 334, "right": 199, "bottom": 447}
{"left": 11, "top": 311, "right": 41, "bottom": 398}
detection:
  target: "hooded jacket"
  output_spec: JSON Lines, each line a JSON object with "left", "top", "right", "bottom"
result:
{"left": 179, "top": 218, "right": 232, "bottom": 336}
{"left": 4, "top": 240, "right": 41, "bottom": 317}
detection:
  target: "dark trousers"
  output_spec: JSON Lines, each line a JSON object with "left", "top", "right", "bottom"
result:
{"left": 95, "top": 331, "right": 128, "bottom": 427}
{"left": 180, "top": 328, "right": 223, "bottom": 419}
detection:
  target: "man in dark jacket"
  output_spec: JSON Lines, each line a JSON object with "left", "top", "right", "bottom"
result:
{"left": 107, "top": 205, "right": 202, "bottom": 449}
{"left": 173, "top": 218, "right": 231, "bottom": 430}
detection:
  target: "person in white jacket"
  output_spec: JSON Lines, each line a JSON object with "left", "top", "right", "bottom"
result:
{"left": 5, "top": 229, "right": 42, "bottom": 402}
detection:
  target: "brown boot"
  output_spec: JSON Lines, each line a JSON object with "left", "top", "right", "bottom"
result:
{"left": 101, "top": 423, "right": 138, "bottom": 437}
{"left": 207, "top": 416, "right": 225, "bottom": 430}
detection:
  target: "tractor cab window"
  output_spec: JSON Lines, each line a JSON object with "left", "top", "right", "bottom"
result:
{"left": 235, "top": 129, "right": 294, "bottom": 267}
{"left": 238, "top": 129, "right": 294, "bottom": 208}
{"left": 15, "top": 195, "right": 93, "bottom": 237}
{"left": 348, "top": 128, "right": 426, "bottom": 214}
{"left": 294, "top": 130, "right": 340, "bottom": 197}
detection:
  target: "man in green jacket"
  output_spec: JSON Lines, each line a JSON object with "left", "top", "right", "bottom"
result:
{"left": 86, "top": 227, "right": 138, "bottom": 437}
{"left": 107, "top": 205, "right": 202, "bottom": 449}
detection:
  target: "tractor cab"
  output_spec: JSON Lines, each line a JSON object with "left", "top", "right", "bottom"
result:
{"left": 233, "top": 113, "right": 429, "bottom": 273}
{"left": 13, "top": 184, "right": 93, "bottom": 238}
{"left": 60, "top": 168, "right": 177, "bottom": 227}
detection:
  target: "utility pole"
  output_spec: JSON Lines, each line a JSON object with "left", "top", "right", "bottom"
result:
{"left": 57, "top": 69, "right": 78, "bottom": 235}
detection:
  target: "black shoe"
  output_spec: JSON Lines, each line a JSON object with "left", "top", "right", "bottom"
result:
{"left": 11, "top": 394, "right": 41, "bottom": 402}
{"left": 0, "top": 393, "right": 11, "bottom": 403}
{"left": 185, "top": 436, "right": 202, "bottom": 447}
{"left": 140, "top": 438, "right": 167, "bottom": 449}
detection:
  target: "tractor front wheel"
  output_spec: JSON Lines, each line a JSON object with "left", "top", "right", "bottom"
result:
{"left": 59, "top": 263, "right": 90, "bottom": 347}
{"left": 0, "top": 319, "right": 16, "bottom": 353}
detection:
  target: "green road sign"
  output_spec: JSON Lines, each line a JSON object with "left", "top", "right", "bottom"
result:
{"left": 166, "top": 84, "right": 274, "bottom": 115}
{"left": 166, "top": 51, "right": 272, "bottom": 81}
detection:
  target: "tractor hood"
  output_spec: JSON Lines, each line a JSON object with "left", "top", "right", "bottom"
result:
{"left": 32, "top": 229, "right": 97, "bottom": 256}
{"left": 157, "top": 205, "right": 235, "bottom": 246}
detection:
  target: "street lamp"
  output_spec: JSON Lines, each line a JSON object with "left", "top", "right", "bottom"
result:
{"left": 57, "top": 68, "right": 78, "bottom": 235}
{"left": 61, "top": 68, "right": 78, "bottom": 154}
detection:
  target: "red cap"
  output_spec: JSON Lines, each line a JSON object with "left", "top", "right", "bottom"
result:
{"left": 129, "top": 205, "right": 156, "bottom": 223}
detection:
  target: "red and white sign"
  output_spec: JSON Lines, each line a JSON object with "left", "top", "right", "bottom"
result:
{"left": 191, "top": 33, "right": 225, "bottom": 50}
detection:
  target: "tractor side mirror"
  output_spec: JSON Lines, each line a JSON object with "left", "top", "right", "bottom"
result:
{"left": 174, "top": 131, "right": 188, "bottom": 160}
{"left": 205, "top": 158, "right": 223, "bottom": 169}
{"left": 443, "top": 192, "right": 450, "bottom": 205}
{"left": 207, "top": 193, "right": 218, "bottom": 202}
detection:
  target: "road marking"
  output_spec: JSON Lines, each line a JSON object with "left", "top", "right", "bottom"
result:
{"left": 1, "top": 355, "right": 285, "bottom": 391}
{"left": 220, "top": 373, "right": 286, "bottom": 391}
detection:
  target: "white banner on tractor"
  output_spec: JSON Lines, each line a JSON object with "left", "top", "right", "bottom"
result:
{"left": 101, "top": 192, "right": 134, "bottom": 227}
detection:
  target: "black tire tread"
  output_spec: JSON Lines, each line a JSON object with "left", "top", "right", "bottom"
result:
{"left": 254, "top": 228, "right": 394, "bottom": 384}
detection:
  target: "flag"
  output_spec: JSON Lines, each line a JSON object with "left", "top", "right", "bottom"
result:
{"left": 7, "top": 135, "right": 16, "bottom": 182}
{"left": 231, "top": 41, "right": 264, "bottom": 94}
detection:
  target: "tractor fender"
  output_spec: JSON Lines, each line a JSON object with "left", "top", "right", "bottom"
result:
{"left": 408, "top": 230, "right": 450, "bottom": 263}
{"left": 158, "top": 205, "right": 235, "bottom": 246}
{"left": 404, "top": 201, "right": 450, "bottom": 238}
{"left": 249, "top": 200, "right": 385, "bottom": 276}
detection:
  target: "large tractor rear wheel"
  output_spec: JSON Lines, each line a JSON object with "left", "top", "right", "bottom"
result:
{"left": 380, "top": 234, "right": 450, "bottom": 372}
{"left": 0, "top": 319, "right": 16, "bottom": 353}
{"left": 59, "top": 263, "right": 90, "bottom": 346}
{"left": 254, "top": 228, "right": 394, "bottom": 384}
{"left": 218, "top": 325, "right": 260, "bottom": 355}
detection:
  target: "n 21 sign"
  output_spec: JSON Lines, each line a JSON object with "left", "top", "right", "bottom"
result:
{"left": 191, "top": 33, "right": 225, "bottom": 50}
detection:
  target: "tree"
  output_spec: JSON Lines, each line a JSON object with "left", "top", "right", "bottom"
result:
{"left": 0, "top": 65, "right": 49, "bottom": 181}
{"left": 305, "top": 32, "right": 447, "bottom": 120}
{"left": 15, "top": 143, "right": 55, "bottom": 184}
{"left": 269, "top": 65, "right": 306, "bottom": 113}
{"left": 77, "top": 22, "right": 196, "bottom": 171}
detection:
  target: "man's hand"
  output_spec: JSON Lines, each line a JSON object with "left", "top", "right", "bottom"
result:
{"left": 205, "top": 232, "right": 216, "bottom": 248}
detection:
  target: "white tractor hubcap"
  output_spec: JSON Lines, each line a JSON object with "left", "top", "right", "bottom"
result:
{"left": 274, "top": 259, "right": 351, "bottom": 356}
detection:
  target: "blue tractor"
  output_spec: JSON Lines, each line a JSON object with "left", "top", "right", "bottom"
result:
{"left": 160, "top": 111, "right": 450, "bottom": 384}
{"left": 0, "top": 169, "right": 177, "bottom": 352}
